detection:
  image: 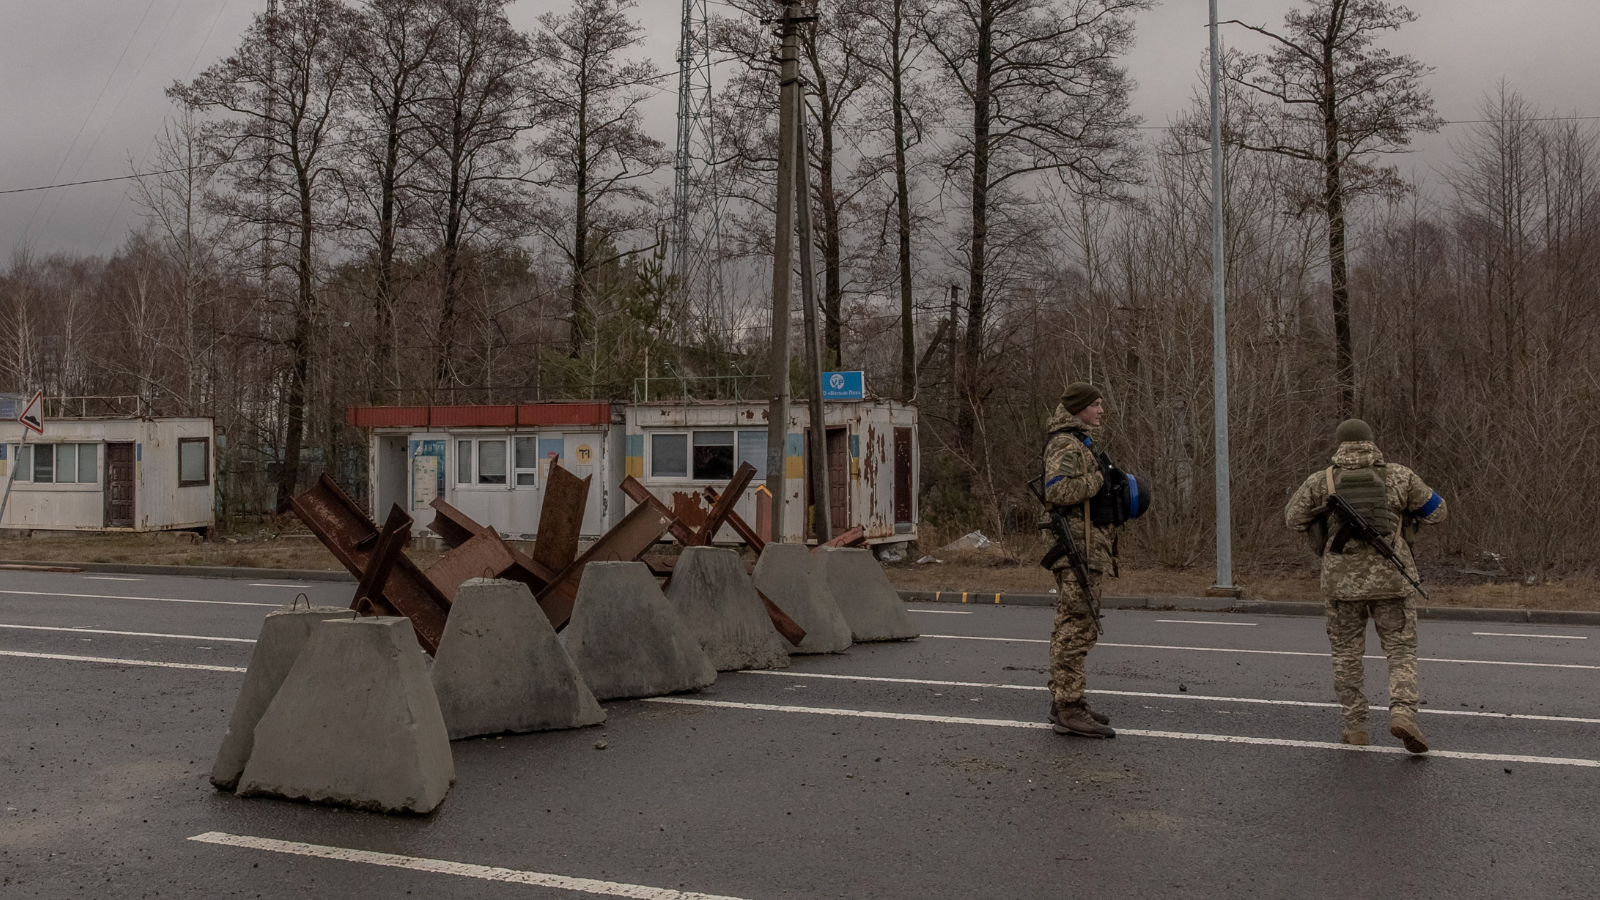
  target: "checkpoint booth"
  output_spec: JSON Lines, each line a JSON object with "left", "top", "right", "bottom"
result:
{"left": 0, "top": 417, "right": 216, "bottom": 533}
{"left": 351, "top": 397, "right": 919, "bottom": 550}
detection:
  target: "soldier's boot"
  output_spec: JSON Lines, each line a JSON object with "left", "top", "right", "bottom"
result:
{"left": 1051, "top": 700, "right": 1116, "bottom": 739}
{"left": 1049, "top": 700, "right": 1111, "bottom": 727}
{"left": 1341, "top": 727, "right": 1370, "bottom": 746}
{"left": 1389, "top": 711, "right": 1430, "bottom": 754}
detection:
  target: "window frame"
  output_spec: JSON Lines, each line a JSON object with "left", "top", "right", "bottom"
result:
{"left": 736, "top": 430, "right": 768, "bottom": 481}
{"left": 9, "top": 444, "right": 32, "bottom": 483}
{"left": 691, "top": 430, "right": 736, "bottom": 481}
{"left": 513, "top": 436, "right": 539, "bottom": 487}
{"left": 178, "top": 437, "right": 210, "bottom": 487}
{"left": 476, "top": 438, "right": 508, "bottom": 486}
{"left": 648, "top": 431, "right": 691, "bottom": 480}
{"left": 77, "top": 442, "right": 98, "bottom": 485}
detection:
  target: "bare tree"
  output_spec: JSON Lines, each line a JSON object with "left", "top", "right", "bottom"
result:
{"left": 531, "top": 0, "right": 665, "bottom": 359}
{"left": 171, "top": 0, "right": 357, "bottom": 511}
{"left": 1226, "top": 0, "right": 1441, "bottom": 416}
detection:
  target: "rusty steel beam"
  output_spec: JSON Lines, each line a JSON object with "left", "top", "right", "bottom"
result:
{"left": 426, "top": 497, "right": 480, "bottom": 550}
{"left": 290, "top": 474, "right": 452, "bottom": 654}
{"left": 813, "top": 524, "right": 866, "bottom": 552}
{"left": 537, "top": 501, "right": 675, "bottom": 630}
{"left": 758, "top": 589, "right": 807, "bottom": 647}
{"left": 620, "top": 475, "right": 698, "bottom": 545}
{"left": 694, "top": 462, "right": 756, "bottom": 546}
{"left": 704, "top": 486, "right": 766, "bottom": 555}
{"left": 354, "top": 505, "right": 410, "bottom": 616}
{"left": 532, "top": 463, "right": 590, "bottom": 575}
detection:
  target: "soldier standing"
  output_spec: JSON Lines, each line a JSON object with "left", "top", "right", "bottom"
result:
{"left": 1285, "top": 419, "right": 1447, "bottom": 753}
{"left": 1041, "top": 382, "right": 1118, "bottom": 738}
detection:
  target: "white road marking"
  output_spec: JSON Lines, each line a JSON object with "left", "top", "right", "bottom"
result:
{"left": 1473, "top": 632, "right": 1587, "bottom": 640}
{"left": 738, "top": 670, "right": 1600, "bottom": 725}
{"left": 249, "top": 583, "right": 311, "bottom": 588}
{"left": 83, "top": 576, "right": 143, "bottom": 582}
{"left": 920, "top": 634, "right": 1600, "bottom": 671}
{"left": 907, "top": 609, "right": 974, "bottom": 615}
{"left": 0, "top": 589, "right": 278, "bottom": 608}
{"left": 0, "top": 623, "right": 255, "bottom": 643}
{"left": 189, "top": 832, "right": 755, "bottom": 900}
{"left": 647, "top": 697, "right": 1600, "bottom": 769}
{"left": 0, "top": 650, "right": 244, "bottom": 673}
{"left": 1157, "top": 619, "right": 1257, "bottom": 626}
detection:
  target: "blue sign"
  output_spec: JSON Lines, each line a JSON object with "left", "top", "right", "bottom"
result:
{"left": 821, "top": 371, "right": 865, "bottom": 401}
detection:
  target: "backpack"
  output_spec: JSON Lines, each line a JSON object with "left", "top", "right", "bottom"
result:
{"left": 1042, "top": 429, "right": 1150, "bottom": 527}
{"left": 1310, "top": 465, "right": 1399, "bottom": 556}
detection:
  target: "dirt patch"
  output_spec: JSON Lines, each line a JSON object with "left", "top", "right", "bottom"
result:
{"left": 0, "top": 528, "right": 443, "bottom": 573}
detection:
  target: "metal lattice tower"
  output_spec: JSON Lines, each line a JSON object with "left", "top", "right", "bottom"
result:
{"left": 672, "top": 0, "right": 726, "bottom": 322}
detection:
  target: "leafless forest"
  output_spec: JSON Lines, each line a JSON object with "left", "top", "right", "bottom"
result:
{"left": 2, "top": 0, "right": 1596, "bottom": 579}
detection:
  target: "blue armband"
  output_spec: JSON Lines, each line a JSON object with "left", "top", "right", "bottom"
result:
{"left": 1415, "top": 491, "right": 1442, "bottom": 517}
{"left": 1046, "top": 475, "right": 1065, "bottom": 487}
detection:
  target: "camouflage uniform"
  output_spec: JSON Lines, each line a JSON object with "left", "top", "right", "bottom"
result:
{"left": 1041, "top": 403, "right": 1117, "bottom": 707}
{"left": 1285, "top": 441, "right": 1447, "bottom": 729}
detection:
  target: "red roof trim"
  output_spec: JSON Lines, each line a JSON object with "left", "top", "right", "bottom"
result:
{"left": 347, "top": 403, "right": 613, "bottom": 429}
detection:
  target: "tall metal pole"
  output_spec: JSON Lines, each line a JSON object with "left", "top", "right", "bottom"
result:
{"left": 0, "top": 429, "right": 30, "bottom": 527}
{"left": 765, "top": 2, "right": 801, "bottom": 543}
{"left": 1209, "top": 0, "right": 1237, "bottom": 595}
{"left": 795, "top": 89, "right": 832, "bottom": 543}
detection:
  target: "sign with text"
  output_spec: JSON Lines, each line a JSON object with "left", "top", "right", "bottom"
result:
{"left": 821, "top": 371, "right": 865, "bottom": 401}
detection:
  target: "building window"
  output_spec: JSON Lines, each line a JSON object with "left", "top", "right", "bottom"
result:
{"left": 478, "top": 439, "right": 507, "bottom": 485}
{"left": 10, "top": 444, "right": 33, "bottom": 482}
{"left": 33, "top": 444, "right": 54, "bottom": 483}
{"left": 737, "top": 430, "right": 767, "bottom": 480}
{"left": 693, "top": 431, "right": 735, "bottom": 480}
{"left": 514, "top": 436, "right": 539, "bottom": 486}
{"left": 77, "top": 443, "right": 97, "bottom": 484}
{"left": 457, "top": 440, "right": 472, "bottom": 484}
{"left": 651, "top": 433, "right": 688, "bottom": 478}
{"left": 179, "top": 438, "right": 210, "bottom": 486}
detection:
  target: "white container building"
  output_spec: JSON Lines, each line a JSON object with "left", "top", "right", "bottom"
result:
{"left": 1, "top": 417, "right": 216, "bottom": 533}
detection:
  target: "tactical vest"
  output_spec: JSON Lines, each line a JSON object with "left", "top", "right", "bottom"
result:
{"left": 1331, "top": 465, "right": 1400, "bottom": 537}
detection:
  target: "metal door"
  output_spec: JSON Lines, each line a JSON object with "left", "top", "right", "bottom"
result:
{"left": 104, "top": 442, "right": 135, "bottom": 527}
{"left": 893, "top": 427, "right": 914, "bottom": 525}
{"left": 826, "top": 427, "right": 849, "bottom": 532}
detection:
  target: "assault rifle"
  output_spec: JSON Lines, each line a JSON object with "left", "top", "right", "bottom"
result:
{"left": 1028, "top": 475, "right": 1102, "bottom": 631}
{"left": 1317, "top": 492, "right": 1430, "bottom": 600}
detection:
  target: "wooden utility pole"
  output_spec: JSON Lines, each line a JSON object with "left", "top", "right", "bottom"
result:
{"left": 765, "top": 1, "right": 803, "bottom": 543}
{"left": 795, "top": 86, "right": 831, "bottom": 543}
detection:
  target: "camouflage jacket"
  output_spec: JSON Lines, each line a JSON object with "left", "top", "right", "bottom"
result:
{"left": 1285, "top": 441, "right": 1448, "bottom": 601}
{"left": 1041, "top": 404, "right": 1116, "bottom": 574}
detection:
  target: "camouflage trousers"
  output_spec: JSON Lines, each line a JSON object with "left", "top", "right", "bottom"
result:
{"left": 1049, "top": 570, "right": 1101, "bottom": 705}
{"left": 1325, "top": 597, "right": 1419, "bottom": 726}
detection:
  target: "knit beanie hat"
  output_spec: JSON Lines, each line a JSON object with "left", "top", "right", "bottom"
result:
{"left": 1335, "top": 418, "right": 1374, "bottom": 444}
{"left": 1061, "top": 382, "right": 1102, "bottom": 415}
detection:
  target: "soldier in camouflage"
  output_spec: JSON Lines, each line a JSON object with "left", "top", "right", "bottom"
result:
{"left": 1040, "top": 382, "right": 1118, "bottom": 738}
{"left": 1285, "top": 419, "right": 1447, "bottom": 753}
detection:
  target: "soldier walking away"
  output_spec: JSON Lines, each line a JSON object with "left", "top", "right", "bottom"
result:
{"left": 1039, "top": 383, "right": 1119, "bottom": 738}
{"left": 1285, "top": 419, "right": 1447, "bottom": 753}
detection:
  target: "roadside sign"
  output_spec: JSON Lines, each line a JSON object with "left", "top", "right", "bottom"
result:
{"left": 0, "top": 394, "right": 24, "bottom": 420}
{"left": 821, "top": 371, "right": 865, "bottom": 401}
{"left": 17, "top": 390, "right": 43, "bottom": 435}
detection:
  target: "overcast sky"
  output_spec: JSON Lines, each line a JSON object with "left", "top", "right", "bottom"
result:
{"left": 1, "top": 0, "right": 1594, "bottom": 257}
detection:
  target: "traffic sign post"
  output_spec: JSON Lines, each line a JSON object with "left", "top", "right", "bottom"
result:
{"left": 0, "top": 390, "right": 43, "bottom": 527}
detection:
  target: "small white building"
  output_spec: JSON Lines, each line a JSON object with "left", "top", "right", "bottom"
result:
{"left": 1, "top": 417, "right": 216, "bottom": 532}
{"left": 352, "top": 398, "right": 919, "bottom": 548}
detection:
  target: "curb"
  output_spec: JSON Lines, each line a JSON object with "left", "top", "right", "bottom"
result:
{"left": 897, "top": 589, "right": 1600, "bottom": 627}
{"left": 0, "top": 559, "right": 356, "bottom": 584}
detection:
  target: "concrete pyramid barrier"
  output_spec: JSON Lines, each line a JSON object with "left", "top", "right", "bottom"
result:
{"left": 752, "top": 544, "right": 852, "bottom": 655}
{"left": 237, "top": 617, "right": 454, "bottom": 814}
{"left": 816, "top": 547, "right": 920, "bottom": 642}
{"left": 664, "top": 547, "right": 791, "bottom": 672}
{"left": 210, "top": 605, "right": 352, "bottom": 791}
{"left": 564, "top": 561, "right": 717, "bottom": 700}
{"left": 431, "top": 578, "right": 605, "bottom": 739}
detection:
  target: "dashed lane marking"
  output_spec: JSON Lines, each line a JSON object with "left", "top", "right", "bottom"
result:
{"left": 920, "top": 634, "right": 1600, "bottom": 670}
{"left": 0, "top": 623, "right": 255, "bottom": 643}
{"left": 83, "top": 576, "right": 142, "bottom": 582}
{"left": 907, "top": 609, "right": 974, "bottom": 615}
{"left": 0, "top": 589, "right": 278, "bottom": 608}
{"left": 189, "top": 832, "right": 756, "bottom": 900}
{"left": 738, "top": 670, "right": 1600, "bottom": 725}
{"left": 249, "top": 583, "right": 312, "bottom": 588}
{"left": 1157, "top": 619, "right": 1257, "bottom": 626}
{"left": 1473, "top": 632, "right": 1587, "bottom": 640}
{"left": 647, "top": 697, "right": 1600, "bottom": 769}
{"left": 0, "top": 650, "right": 245, "bottom": 673}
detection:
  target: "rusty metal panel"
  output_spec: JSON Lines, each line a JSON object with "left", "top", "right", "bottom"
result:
{"left": 354, "top": 505, "right": 410, "bottom": 616}
{"left": 427, "top": 496, "right": 480, "bottom": 549}
{"left": 813, "top": 524, "right": 866, "bottom": 551}
{"left": 425, "top": 529, "right": 519, "bottom": 602}
{"left": 347, "top": 406, "right": 430, "bottom": 428}
{"left": 695, "top": 462, "right": 755, "bottom": 546}
{"left": 621, "top": 475, "right": 697, "bottom": 545}
{"left": 537, "top": 501, "right": 673, "bottom": 630}
{"left": 517, "top": 402, "right": 612, "bottom": 426}
{"left": 428, "top": 405, "right": 516, "bottom": 427}
{"left": 532, "top": 463, "right": 589, "bottom": 574}
{"left": 290, "top": 474, "right": 452, "bottom": 654}
{"left": 670, "top": 491, "right": 710, "bottom": 532}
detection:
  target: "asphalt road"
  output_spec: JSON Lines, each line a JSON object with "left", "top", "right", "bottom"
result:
{"left": 1, "top": 570, "right": 1596, "bottom": 899}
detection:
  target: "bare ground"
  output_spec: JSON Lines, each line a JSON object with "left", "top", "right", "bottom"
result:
{"left": 1, "top": 529, "right": 1594, "bottom": 612}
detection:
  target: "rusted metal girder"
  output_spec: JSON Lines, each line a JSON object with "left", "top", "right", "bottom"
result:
{"left": 537, "top": 501, "right": 675, "bottom": 631}
{"left": 531, "top": 463, "right": 589, "bottom": 574}
{"left": 353, "top": 505, "right": 410, "bottom": 616}
{"left": 695, "top": 463, "right": 756, "bottom": 545}
{"left": 620, "top": 476, "right": 697, "bottom": 545}
{"left": 702, "top": 485, "right": 766, "bottom": 555}
{"left": 814, "top": 524, "right": 866, "bottom": 551}
{"left": 290, "top": 474, "right": 451, "bottom": 653}
{"left": 426, "top": 497, "right": 481, "bottom": 550}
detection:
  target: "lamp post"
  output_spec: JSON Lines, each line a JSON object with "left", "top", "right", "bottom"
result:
{"left": 1208, "top": 0, "right": 1240, "bottom": 598}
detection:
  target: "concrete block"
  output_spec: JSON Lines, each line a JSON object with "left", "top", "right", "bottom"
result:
{"left": 815, "top": 548, "right": 919, "bottom": 642}
{"left": 210, "top": 606, "right": 352, "bottom": 791}
{"left": 564, "top": 561, "right": 717, "bottom": 700}
{"left": 664, "top": 547, "right": 791, "bottom": 671}
{"left": 430, "top": 578, "right": 605, "bottom": 739}
{"left": 752, "top": 544, "right": 852, "bottom": 654}
{"left": 237, "top": 617, "right": 454, "bottom": 814}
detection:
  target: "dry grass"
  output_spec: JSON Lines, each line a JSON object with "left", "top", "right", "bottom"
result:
{"left": 0, "top": 529, "right": 444, "bottom": 573}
